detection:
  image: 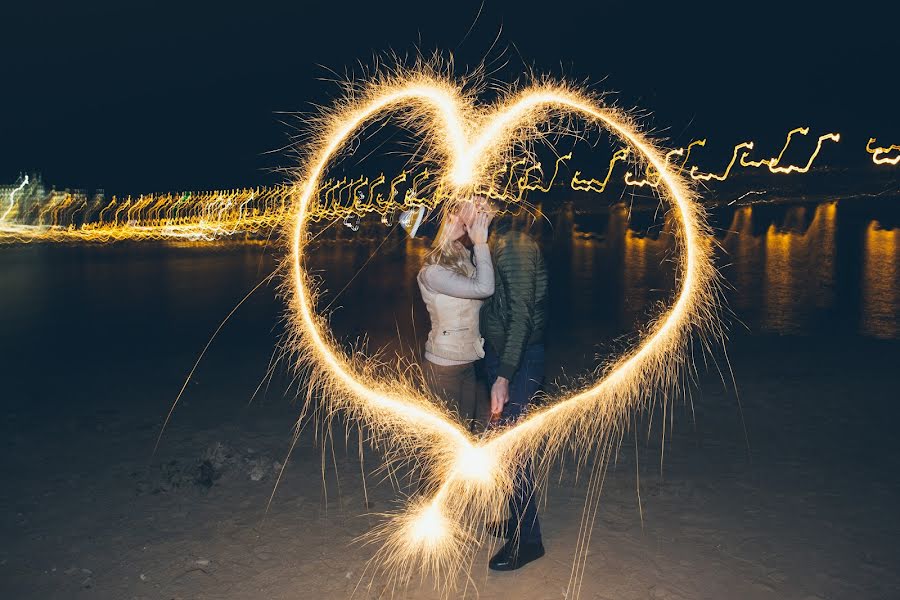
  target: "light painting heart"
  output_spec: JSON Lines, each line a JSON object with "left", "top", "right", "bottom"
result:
{"left": 287, "top": 68, "right": 722, "bottom": 589}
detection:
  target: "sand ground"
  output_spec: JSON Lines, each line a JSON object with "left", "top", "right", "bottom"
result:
{"left": 2, "top": 331, "right": 899, "bottom": 600}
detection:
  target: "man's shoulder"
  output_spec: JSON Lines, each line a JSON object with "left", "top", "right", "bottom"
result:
{"left": 495, "top": 230, "right": 539, "bottom": 252}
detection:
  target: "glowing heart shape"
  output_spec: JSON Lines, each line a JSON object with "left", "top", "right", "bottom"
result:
{"left": 288, "top": 73, "right": 719, "bottom": 581}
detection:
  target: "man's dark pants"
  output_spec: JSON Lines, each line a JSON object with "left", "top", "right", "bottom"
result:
{"left": 484, "top": 343, "right": 544, "bottom": 545}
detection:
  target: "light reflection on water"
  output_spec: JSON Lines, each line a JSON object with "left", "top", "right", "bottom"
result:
{"left": 302, "top": 197, "right": 900, "bottom": 378}
{"left": 0, "top": 198, "right": 896, "bottom": 374}
{"left": 715, "top": 200, "right": 897, "bottom": 340}
{"left": 863, "top": 222, "right": 899, "bottom": 339}
{"left": 722, "top": 202, "right": 840, "bottom": 335}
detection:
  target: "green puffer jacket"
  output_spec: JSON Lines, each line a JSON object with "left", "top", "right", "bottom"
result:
{"left": 480, "top": 229, "right": 548, "bottom": 380}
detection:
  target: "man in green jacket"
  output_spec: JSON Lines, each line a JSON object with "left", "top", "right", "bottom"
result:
{"left": 480, "top": 217, "right": 548, "bottom": 571}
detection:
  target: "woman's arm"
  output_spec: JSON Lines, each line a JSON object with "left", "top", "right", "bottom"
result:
{"left": 421, "top": 243, "right": 495, "bottom": 299}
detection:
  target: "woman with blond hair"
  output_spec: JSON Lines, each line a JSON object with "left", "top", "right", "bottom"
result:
{"left": 417, "top": 198, "right": 493, "bottom": 431}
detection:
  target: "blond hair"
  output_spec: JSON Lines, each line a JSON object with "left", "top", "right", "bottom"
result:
{"left": 424, "top": 238, "right": 473, "bottom": 277}
{"left": 423, "top": 204, "right": 474, "bottom": 277}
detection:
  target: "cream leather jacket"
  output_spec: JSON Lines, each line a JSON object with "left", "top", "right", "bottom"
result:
{"left": 417, "top": 243, "right": 495, "bottom": 364}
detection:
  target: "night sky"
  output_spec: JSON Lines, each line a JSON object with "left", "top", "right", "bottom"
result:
{"left": 1, "top": 1, "right": 896, "bottom": 195}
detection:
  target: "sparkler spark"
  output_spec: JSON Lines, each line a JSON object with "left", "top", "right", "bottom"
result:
{"left": 286, "top": 67, "right": 723, "bottom": 591}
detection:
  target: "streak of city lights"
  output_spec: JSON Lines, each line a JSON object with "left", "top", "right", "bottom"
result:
{"left": 678, "top": 138, "right": 707, "bottom": 172}
{"left": 570, "top": 147, "right": 630, "bottom": 192}
{"left": 0, "top": 186, "right": 295, "bottom": 243}
{"left": 0, "top": 123, "right": 867, "bottom": 246}
{"left": 866, "top": 137, "right": 900, "bottom": 166}
{"left": 739, "top": 126, "right": 841, "bottom": 173}
{"left": 624, "top": 147, "right": 684, "bottom": 188}
{"left": 690, "top": 141, "right": 754, "bottom": 181}
{"left": 768, "top": 132, "right": 841, "bottom": 174}
{"left": 1, "top": 175, "right": 28, "bottom": 222}
{"left": 285, "top": 68, "right": 722, "bottom": 591}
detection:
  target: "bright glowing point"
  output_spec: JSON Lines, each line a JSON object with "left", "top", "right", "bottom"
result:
{"left": 450, "top": 161, "right": 475, "bottom": 187}
{"left": 408, "top": 502, "right": 450, "bottom": 548}
{"left": 451, "top": 444, "right": 496, "bottom": 484}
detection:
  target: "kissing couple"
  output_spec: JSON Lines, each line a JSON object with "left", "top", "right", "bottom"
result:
{"left": 415, "top": 195, "right": 548, "bottom": 571}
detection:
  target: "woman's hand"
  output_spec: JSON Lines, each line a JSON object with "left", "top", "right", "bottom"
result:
{"left": 466, "top": 210, "right": 492, "bottom": 245}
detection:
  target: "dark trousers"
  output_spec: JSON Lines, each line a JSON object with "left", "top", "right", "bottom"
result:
{"left": 485, "top": 343, "right": 544, "bottom": 544}
{"left": 423, "top": 360, "right": 479, "bottom": 432}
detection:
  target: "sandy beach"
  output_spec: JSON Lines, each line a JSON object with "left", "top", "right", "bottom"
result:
{"left": 2, "top": 265, "right": 898, "bottom": 600}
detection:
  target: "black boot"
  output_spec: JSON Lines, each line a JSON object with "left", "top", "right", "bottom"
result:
{"left": 488, "top": 538, "right": 545, "bottom": 571}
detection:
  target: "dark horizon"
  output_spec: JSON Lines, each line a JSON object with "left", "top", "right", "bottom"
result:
{"left": 2, "top": 1, "right": 897, "bottom": 195}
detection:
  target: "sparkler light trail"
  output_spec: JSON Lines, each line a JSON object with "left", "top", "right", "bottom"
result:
{"left": 285, "top": 66, "right": 723, "bottom": 592}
